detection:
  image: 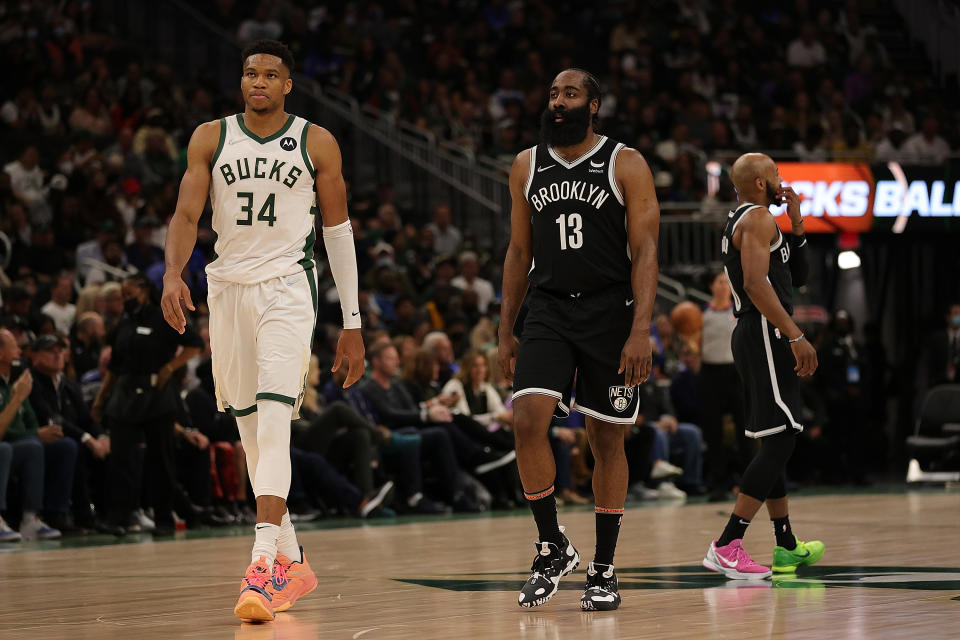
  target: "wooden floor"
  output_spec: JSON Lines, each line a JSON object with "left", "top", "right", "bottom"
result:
{"left": 1, "top": 491, "right": 958, "bottom": 640}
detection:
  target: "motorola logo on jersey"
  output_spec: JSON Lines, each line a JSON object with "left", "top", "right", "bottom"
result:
{"left": 280, "top": 136, "right": 297, "bottom": 151}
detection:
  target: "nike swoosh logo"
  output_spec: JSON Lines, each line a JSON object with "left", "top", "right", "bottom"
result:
{"left": 738, "top": 519, "right": 750, "bottom": 525}
{"left": 351, "top": 311, "right": 360, "bottom": 316}
{"left": 794, "top": 549, "right": 811, "bottom": 558}
{"left": 537, "top": 165, "right": 556, "bottom": 172}
{"left": 590, "top": 160, "right": 605, "bottom": 168}
{"left": 716, "top": 551, "right": 739, "bottom": 568}
{"left": 255, "top": 524, "right": 270, "bottom": 530}
{"left": 625, "top": 299, "right": 634, "bottom": 306}
{"left": 228, "top": 138, "right": 246, "bottom": 145}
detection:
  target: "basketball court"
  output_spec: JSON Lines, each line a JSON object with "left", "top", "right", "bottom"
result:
{"left": 2, "top": 489, "right": 957, "bottom": 639}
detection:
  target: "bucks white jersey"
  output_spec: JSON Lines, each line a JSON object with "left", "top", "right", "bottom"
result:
{"left": 207, "top": 113, "right": 317, "bottom": 284}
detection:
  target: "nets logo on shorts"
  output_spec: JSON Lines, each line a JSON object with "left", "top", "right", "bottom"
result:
{"left": 608, "top": 385, "right": 635, "bottom": 413}
{"left": 280, "top": 136, "right": 297, "bottom": 151}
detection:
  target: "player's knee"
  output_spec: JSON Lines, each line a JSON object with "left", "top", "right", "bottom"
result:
{"left": 589, "top": 427, "right": 625, "bottom": 462}
{"left": 759, "top": 429, "right": 796, "bottom": 467}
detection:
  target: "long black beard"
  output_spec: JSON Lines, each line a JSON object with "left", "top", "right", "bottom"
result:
{"left": 539, "top": 104, "right": 592, "bottom": 147}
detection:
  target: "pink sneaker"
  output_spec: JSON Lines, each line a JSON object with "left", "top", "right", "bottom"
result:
{"left": 702, "top": 539, "right": 772, "bottom": 580}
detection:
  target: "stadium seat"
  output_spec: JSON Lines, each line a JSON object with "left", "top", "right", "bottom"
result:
{"left": 905, "top": 385, "right": 960, "bottom": 483}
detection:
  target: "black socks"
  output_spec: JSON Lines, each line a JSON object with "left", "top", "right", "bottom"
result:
{"left": 594, "top": 508, "right": 623, "bottom": 566}
{"left": 525, "top": 485, "right": 563, "bottom": 546}
{"left": 718, "top": 513, "right": 750, "bottom": 547}
{"left": 772, "top": 515, "right": 796, "bottom": 549}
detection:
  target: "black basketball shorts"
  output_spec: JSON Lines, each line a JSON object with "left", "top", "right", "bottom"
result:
{"left": 512, "top": 286, "right": 640, "bottom": 425}
{"left": 731, "top": 312, "right": 805, "bottom": 439}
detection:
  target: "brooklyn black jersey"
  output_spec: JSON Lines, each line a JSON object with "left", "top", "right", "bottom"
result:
{"left": 523, "top": 136, "right": 630, "bottom": 295}
{"left": 721, "top": 202, "right": 794, "bottom": 318}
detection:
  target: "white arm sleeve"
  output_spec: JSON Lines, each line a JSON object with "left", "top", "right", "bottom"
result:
{"left": 322, "top": 220, "right": 361, "bottom": 329}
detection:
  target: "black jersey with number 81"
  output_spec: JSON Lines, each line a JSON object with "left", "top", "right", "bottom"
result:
{"left": 523, "top": 136, "right": 631, "bottom": 296}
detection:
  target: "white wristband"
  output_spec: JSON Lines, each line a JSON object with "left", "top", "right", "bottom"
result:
{"left": 322, "top": 220, "right": 362, "bottom": 329}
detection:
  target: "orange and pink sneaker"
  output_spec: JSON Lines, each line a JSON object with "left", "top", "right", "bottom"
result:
{"left": 702, "top": 539, "right": 772, "bottom": 580}
{"left": 270, "top": 547, "right": 318, "bottom": 612}
{"left": 234, "top": 556, "right": 277, "bottom": 622}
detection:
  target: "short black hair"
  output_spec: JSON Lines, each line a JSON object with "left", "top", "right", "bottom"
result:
{"left": 241, "top": 39, "right": 295, "bottom": 74}
{"left": 565, "top": 68, "right": 602, "bottom": 129}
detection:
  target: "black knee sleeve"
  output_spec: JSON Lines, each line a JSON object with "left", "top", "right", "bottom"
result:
{"left": 739, "top": 430, "right": 796, "bottom": 501}
{"left": 766, "top": 472, "right": 788, "bottom": 500}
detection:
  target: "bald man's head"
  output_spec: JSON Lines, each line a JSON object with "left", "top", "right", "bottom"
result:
{"left": 731, "top": 153, "right": 781, "bottom": 206}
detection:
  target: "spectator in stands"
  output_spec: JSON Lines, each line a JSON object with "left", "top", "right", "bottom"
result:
{"left": 815, "top": 310, "right": 868, "bottom": 485}
{"left": 874, "top": 123, "right": 909, "bottom": 163}
{"left": 69, "top": 87, "right": 113, "bottom": 138}
{"left": 696, "top": 271, "right": 749, "bottom": 500}
{"left": 902, "top": 116, "right": 952, "bottom": 166}
{"left": 91, "top": 273, "right": 202, "bottom": 535}
{"left": 423, "top": 330, "right": 458, "bottom": 385}
{"left": 787, "top": 23, "right": 826, "bottom": 68}
{"left": 0, "top": 328, "right": 68, "bottom": 540}
{"left": 71, "top": 311, "right": 105, "bottom": 377}
{"left": 425, "top": 203, "right": 462, "bottom": 256}
{"left": 40, "top": 271, "right": 76, "bottom": 335}
{"left": 442, "top": 349, "right": 514, "bottom": 449}
{"left": 237, "top": 1, "right": 283, "bottom": 45}
{"left": 638, "top": 372, "right": 705, "bottom": 497}
{"left": 86, "top": 237, "right": 137, "bottom": 286}
{"left": 28, "top": 334, "right": 110, "bottom": 533}
{"left": 100, "top": 282, "right": 124, "bottom": 335}
{"left": 452, "top": 251, "right": 496, "bottom": 314}
{"left": 125, "top": 216, "right": 164, "bottom": 272}
{"left": 360, "top": 341, "right": 491, "bottom": 512}
{"left": 3, "top": 146, "right": 49, "bottom": 225}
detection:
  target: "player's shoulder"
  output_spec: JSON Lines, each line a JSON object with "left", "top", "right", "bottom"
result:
{"left": 304, "top": 121, "right": 336, "bottom": 146}
{"left": 509, "top": 146, "right": 535, "bottom": 179}
{"left": 188, "top": 119, "right": 225, "bottom": 163}
{"left": 611, "top": 144, "right": 650, "bottom": 171}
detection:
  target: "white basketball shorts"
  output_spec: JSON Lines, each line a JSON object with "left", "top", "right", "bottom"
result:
{"left": 207, "top": 268, "right": 318, "bottom": 418}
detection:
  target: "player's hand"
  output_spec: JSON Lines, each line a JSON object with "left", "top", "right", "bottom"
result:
{"left": 161, "top": 275, "right": 195, "bottom": 335}
{"left": 619, "top": 331, "right": 652, "bottom": 387}
{"left": 791, "top": 337, "right": 818, "bottom": 377}
{"left": 333, "top": 328, "right": 365, "bottom": 389}
{"left": 778, "top": 186, "right": 802, "bottom": 227}
{"left": 497, "top": 333, "right": 519, "bottom": 382}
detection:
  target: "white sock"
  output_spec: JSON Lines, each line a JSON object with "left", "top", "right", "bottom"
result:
{"left": 251, "top": 522, "right": 281, "bottom": 570}
{"left": 278, "top": 512, "right": 301, "bottom": 563}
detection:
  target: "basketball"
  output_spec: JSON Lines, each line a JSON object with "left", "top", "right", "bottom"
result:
{"left": 670, "top": 301, "right": 703, "bottom": 337}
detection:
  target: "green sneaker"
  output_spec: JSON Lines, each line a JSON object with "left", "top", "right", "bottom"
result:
{"left": 772, "top": 535, "right": 825, "bottom": 573}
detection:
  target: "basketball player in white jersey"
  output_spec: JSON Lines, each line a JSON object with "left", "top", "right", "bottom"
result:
{"left": 161, "top": 40, "right": 364, "bottom": 622}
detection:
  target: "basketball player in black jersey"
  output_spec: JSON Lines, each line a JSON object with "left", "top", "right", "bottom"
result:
{"left": 701, "top": 153, "right": 825, "bottom": 579}
{"left": 498, "top": 69, "right": 660, "bottom": 610}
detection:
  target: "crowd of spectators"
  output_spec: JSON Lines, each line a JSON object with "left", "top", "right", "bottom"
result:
{"left": 205, "top": 0, "right": 958, "bottom": 202}
{"left": 0, "top": 1, "right": 956, "bottom": 542}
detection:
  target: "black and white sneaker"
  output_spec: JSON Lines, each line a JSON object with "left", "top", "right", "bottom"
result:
{"left": 580, "top": 562, "right": 621, "bottom": 611}
{"left": 517, "top": 527, "right": 580, "bottom": 608}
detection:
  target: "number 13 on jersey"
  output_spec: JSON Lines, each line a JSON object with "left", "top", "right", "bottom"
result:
{"left": 556, "top": 212, "right": 583, "bottom": 250}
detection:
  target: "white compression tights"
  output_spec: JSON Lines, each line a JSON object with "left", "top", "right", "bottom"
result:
{"left": 234, "top": 399, "right": 293, "bottom": 499}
